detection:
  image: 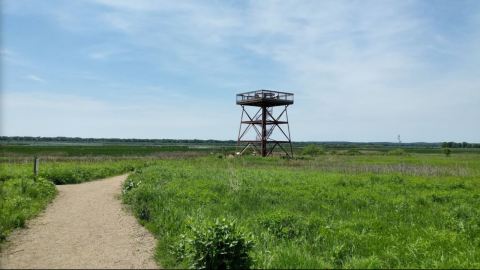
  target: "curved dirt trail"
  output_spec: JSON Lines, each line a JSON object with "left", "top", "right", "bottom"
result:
{"left": 0, "top": 174, "right": 159, "bottom": 269}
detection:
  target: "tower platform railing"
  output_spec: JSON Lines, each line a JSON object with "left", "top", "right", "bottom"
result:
{"left": 236, "top": 90, "right": 294, "bottom": 106}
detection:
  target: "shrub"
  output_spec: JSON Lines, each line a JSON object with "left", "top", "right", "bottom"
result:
{"left": 301, "top": 144, "right": 325, "bottom": 156}
{"left": 259, "top": 212, "right": 303, "bottom": 239}
{"left": 444, "top": 148, "right": 451, "bottom": 157}
{"left": 174, "top": 218, "right": 254, "bottom": 269}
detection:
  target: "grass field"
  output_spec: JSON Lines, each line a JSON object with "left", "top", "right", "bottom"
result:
{"left": 1, "top": 144, "right": 479, "bottom": 268}
{"left": 0, "top": 144, "right": 217, "bottom": 158}
{"left": 122, "top": 154, "right": 480, "bottom": 268}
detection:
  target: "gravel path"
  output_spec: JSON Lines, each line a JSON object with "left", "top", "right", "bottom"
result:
{"left": 0, "top": 174, "right": 159, "bottom": 269}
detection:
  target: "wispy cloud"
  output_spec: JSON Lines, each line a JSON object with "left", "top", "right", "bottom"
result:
{"left": 88, "top": 49, "right": 126, "bottom": 60}
{"left": 25, "top": 74, "right": 46, "bottom": 83}
{"left": 2, "top": 0, "right": 480, "bottom": 141}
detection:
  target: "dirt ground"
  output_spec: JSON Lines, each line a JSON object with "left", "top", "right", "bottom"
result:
{"left": 0, "top": 174, "right": 159, "bottom": 269}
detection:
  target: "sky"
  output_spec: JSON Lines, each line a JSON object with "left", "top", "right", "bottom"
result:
{"left": 1, "top": 0, "right": 479, "bottom": 142}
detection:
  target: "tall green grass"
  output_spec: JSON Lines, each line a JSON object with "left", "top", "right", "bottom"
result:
{"left": 0, "top": 159, "right": 153, "bottom": 184}
{"left": 123, "top": 155, "right": 480, "bottom": 268}
{"left": 0, "top": 177, "right": 56, "bottom": 243}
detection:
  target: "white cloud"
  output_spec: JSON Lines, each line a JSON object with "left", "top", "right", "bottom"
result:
{"left": 25, "top": 74, "right": 46, "bottom": 82}
{"left": 88, "top": 49, "right": 124, "bottom": 60}
{"left": 3, "top": 0, "right": 480, "bottom": 141}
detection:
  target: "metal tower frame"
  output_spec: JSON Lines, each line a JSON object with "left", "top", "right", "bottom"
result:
{"left": 236, "top": 90, "right": 294, "bottom": 157}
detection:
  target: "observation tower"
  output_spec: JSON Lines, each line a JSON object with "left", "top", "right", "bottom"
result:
{"left": 236, "top": 90, "right": 294, "bottom": 157}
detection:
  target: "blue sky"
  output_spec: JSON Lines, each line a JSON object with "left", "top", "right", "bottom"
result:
{"left": 1, "top": 0, "right": 479, "bottom": 142}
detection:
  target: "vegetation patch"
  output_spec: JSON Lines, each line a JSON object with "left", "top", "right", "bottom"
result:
{"left": 122, "top": 156, "right": 480, "bottom": 268}
{"left": 0, "top": 177, "right": 56, "bottom": 243}
{"left": 172, "top": 218, "right": 254, "bottom": 269}
{"left": 0, "top": 160, "right": 152, "bottom": 185}
{"left": 301, "top": 144, "right": 325, "bottom": 156}
{"left": 387, "top": 148, "right": 408, "bottom": 156}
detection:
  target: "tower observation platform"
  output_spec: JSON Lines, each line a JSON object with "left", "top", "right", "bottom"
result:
{"left": 236, "top": 90, "right": 294, "bottom": 157}
{"left": 236, "top": 90, "right": 294, "bottom": 107}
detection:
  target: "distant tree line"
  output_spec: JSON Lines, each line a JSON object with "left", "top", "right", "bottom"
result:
{"left": 0, "top": 136, "right": 236, "bottom": 145}
{"left": 441, "top": 142, "right": 480, "bottom": 148}
{"left": 1, "top": 136, "right": 479, "bottom": 148}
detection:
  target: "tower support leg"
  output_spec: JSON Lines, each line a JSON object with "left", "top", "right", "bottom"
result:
{"left": 261, "top": 106, "right": 267, "bottom": 157}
